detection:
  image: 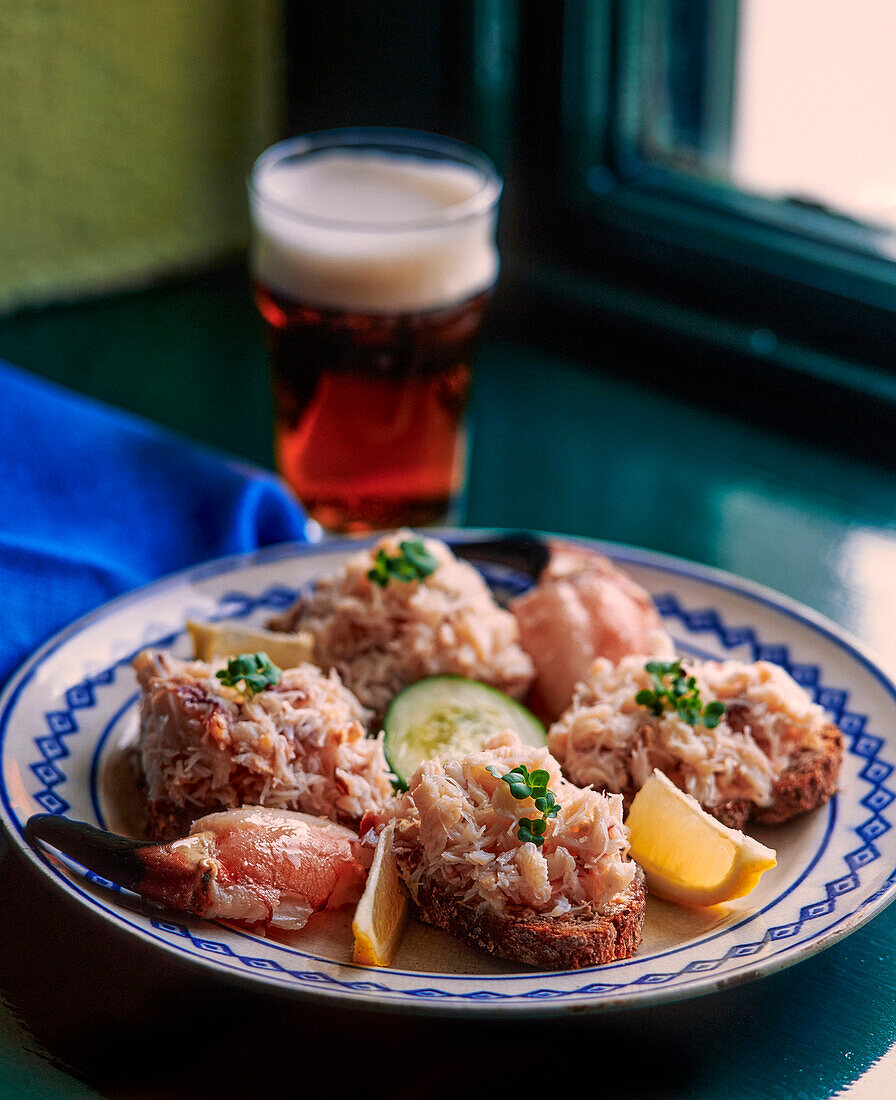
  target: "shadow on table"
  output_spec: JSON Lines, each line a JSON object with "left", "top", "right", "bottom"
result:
{"left": 1, "top": 841, "right": 893, "bottom": 1100}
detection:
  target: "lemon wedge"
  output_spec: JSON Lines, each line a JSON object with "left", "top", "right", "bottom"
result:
{"left": 187, "top": 620, "right": 314, "bottom": 669}
{"left": 626, "top": 769, "right": 777, "bottom": 907}
{"left": 353, "top": 822, "right": 409, "bottom": 967}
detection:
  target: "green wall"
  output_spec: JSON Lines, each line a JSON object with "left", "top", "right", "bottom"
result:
{"left": 0, "top": 0, "right": 282, "bottom": 315}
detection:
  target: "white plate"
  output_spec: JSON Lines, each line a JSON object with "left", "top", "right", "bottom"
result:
{"left": 2, "top": 531, "right": 895, "bottom": 1016}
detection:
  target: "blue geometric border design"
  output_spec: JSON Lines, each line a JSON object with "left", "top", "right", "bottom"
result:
{"left": 12, "top": 553, "right": 896, "bottom": 1004}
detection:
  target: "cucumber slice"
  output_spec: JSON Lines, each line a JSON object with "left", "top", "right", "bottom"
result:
{"left": 383, "top": 676, "right": 546, "bottom": 786}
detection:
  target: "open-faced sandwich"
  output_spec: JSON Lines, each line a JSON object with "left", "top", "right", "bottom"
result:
{"left": 547, "top": 638, "right": 843, "bottom": 828}
{"left": 267, "top": 529, "right": 534, "bottom": 725}
{"left": 133, "top": 650, "right": 393, "bottom": 840}
{"left": 366, "top": 730, "right": 645, "bottom": 969}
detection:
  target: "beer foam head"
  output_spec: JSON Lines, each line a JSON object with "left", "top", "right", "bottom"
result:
{"left": 249, "top": 138, "right": 501, "bottom": 313}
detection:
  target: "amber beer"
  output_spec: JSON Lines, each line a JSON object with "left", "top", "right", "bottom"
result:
{"left": 248, "top": 130, "right": 501, "bottom": 532}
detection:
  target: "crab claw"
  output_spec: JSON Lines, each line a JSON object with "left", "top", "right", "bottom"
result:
{"left": 449, "top": 533, "right": 549, "bottom": 578}
{"left": 26, "top": 807, "right": 369, "bottom": 931}
{"left": 448, "top": 533, "right": 550, "bottom": 605}
{"left": 509, "top": 541, "right": 670, "bottom": 719}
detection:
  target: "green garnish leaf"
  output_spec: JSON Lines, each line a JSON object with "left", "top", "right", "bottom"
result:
{"left": 401, "top": 539, "right": 439, "bottom": 573}
{"left": 702, "top": 700, "right": 726, "bottom": 729}
{"left": 528, "top": 769, "right": 550, "bottom": 792}
{"left": 494, "top": 764, "right": 562, "bottom": 847}
{"left": 367, "top": 539, "right": 440, "bottom": 587}
{"left": 635, "top": 658, "right": 726, "bottom": 729}
{"left": 216, "top": 652, "right": 282, "bottom": 699}
{"left": 517, "top": 820, "right": 542, "bottom": 847}
{"left": 367, "top": 550, "right": 391, "bottom": 587}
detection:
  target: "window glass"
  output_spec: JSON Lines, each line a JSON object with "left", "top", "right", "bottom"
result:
{"left": 625, "top": 0, "right": 896, "bottom": 256}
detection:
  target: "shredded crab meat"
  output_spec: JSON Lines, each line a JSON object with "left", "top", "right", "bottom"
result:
{"left": 548, "top": 644, "right": 828, "bottom": 808}
{"left": 134, "top": 651, "right": 393, "bottom": 828}
{"left": 388, "top": 731, "right": 636, "bottom": 921}
{"left": 267, "top": 530, "right": 534, "bottom": 724}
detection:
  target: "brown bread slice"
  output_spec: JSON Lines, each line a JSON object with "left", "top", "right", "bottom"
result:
{"left": 706, "top": 722, "right": 844, "bottom": 830}
{"left": 616, "top": 722, "right": 844, "bottom": 831}
{"left": 146, "top": 799, "right": 233, "bottom": 842}
{"left": 405, "top": 867, "right": 646, "bottom": 970}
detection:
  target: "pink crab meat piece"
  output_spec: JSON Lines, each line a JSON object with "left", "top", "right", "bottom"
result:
{"left": 510, "top": 543, "right": 671, "bottom": 720}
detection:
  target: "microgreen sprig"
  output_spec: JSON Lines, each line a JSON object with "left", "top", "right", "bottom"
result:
{"left": 367, "top": 539, "right": 439, "bottom": 587}
{"left": 488, "top": 764, "right": 561, "bottom": 848}
{"left": 216, "top": 652, "right": 282, "bottom": 699}
{"left": 635, "top": 659, "right": 726, "bottom": 729}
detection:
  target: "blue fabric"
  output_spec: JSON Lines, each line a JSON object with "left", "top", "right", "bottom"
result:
{"left": 0, "top": 360, "right": 310, "bottom": 688}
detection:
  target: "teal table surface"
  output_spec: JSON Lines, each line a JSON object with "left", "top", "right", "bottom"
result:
{"left": 1, "top": 268, "right": 895, "bottom": 1099}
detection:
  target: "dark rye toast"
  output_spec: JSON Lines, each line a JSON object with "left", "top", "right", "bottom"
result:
{"left": 147, "top": 800, "right": 200, "bottom": 842}
{"left": 403, "top": 867, "right": 647, "bottom": 970}
{"left": 617, "top": 722, "right": 844, "bottom": 831}
{"left": 706, "top": 722, "right": 843, "bottom": 830}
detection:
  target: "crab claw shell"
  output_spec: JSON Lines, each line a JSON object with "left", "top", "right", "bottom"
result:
{"left": 448, "top": 533, "right": 550, "bottom": 605}
{"left": 26, "top": 813, "right": 229, "bottom": 914}
{"left": 449, "top": 533, "right": 550, "bottom": 579}
{"left": 26, "top": 807, "right": 369, "bottom": 930}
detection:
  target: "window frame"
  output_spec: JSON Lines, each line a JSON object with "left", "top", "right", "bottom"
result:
{"left": 488, "top": 0, "right": 896, "bottom": 395}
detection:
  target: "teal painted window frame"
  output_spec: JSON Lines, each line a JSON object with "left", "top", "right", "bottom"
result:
{"left": 563, "top": 0, "right": 896, "bottom": 311}
{"left": 479, "top": 0, "right": 896, "bottom": 415}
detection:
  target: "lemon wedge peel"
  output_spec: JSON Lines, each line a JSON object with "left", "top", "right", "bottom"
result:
{"left": 625, "top": 769, "right": 777, "bottom": 908}
{"left": 352, "top": 822, "right": 409, "bottom": 967}
{"left": 187, "top": 620, "right": 314, "bottom": 669}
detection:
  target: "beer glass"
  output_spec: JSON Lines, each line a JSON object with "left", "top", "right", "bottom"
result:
{"left": 248, "top": 128, "right": 502, "bottom": 533}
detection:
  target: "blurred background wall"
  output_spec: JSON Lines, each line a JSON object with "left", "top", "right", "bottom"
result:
{"left": 0, "top": 0, "right": 282, "bottom": 315}
{"left": 0, "top": 0, "right": 465, "bottom": 467}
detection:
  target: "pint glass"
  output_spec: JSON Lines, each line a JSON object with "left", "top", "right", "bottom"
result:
{"left": 248, "top": 129, "right": 502, "bottom": 532}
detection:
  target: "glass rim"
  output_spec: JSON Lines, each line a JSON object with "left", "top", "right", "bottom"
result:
{"left": 247, "top": 127, "right": 502, "bottom": 232}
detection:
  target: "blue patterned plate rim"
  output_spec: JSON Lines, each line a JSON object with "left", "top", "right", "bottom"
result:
{"left": 1, "top": 529, "right": 895, "bottom": 1016}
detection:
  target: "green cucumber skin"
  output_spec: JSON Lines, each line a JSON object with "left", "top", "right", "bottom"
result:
{"left": 383, "top": 676, "right": 546, "bottom": 786}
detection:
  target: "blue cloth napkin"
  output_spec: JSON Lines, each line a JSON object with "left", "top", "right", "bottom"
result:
{"left": 0, "top": 360, "right": 310, "bottom": 688}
